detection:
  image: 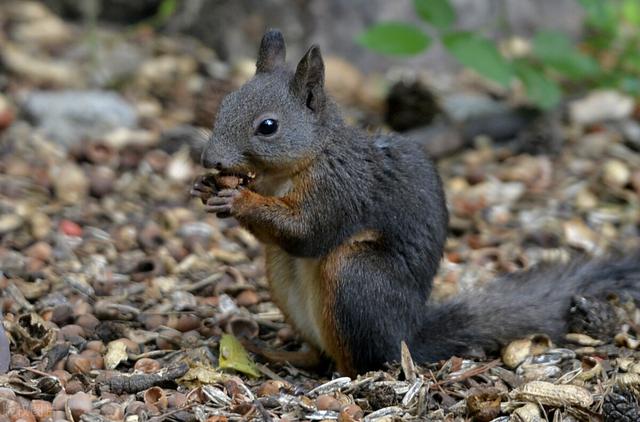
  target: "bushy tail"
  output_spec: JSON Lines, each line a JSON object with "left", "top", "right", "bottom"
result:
{"left": 412, "top": 252, "right": 640, "bottom": 362}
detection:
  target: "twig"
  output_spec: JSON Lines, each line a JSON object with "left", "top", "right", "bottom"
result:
{"left": 437, "top": 359, "right": 501, "bottom": 386}
{"left": 147, "top": 402, "right": 197, "bottom": 422}
{"left": 106, "top": 363, "right": 189, "bottom": 394}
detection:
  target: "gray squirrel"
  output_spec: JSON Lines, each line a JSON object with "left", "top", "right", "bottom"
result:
{"left": 191, "top": 29, "right": 640, "bottom": 376}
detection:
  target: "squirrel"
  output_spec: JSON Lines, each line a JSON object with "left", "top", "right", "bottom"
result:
{"left": 191, "top": 29, "right": 640, "bottom": 376}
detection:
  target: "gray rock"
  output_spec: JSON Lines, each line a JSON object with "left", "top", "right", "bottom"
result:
{"left": 23, "top": 90, "right": 137, "bottom": 149}
{"left": 621, "top": 120, "right": 640, "bottom": 149}
{"left": 442, "top": 93, "right": 511, "bottom": 123}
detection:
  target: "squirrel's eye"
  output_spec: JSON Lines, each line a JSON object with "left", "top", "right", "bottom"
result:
{"left": 256, "top": 118, "right": 278, "bottom": 136}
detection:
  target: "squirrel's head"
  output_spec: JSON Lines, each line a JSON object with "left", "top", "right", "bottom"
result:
{"left": 202, "top": 29, "right": 334, "bottom": 186}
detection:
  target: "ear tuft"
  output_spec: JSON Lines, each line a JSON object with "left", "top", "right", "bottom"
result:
{"left": 256, "top": 29, "right": 286, "bottom": 73}
{"left": 293, "top": 45, "right": 326, "bottom": 112}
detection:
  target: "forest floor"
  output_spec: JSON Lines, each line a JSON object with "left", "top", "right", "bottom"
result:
{"left": 0, "top": 3, "right": 639, "bottom": 421}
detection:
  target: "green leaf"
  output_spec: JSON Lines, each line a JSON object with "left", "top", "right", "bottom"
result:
{"left": 218, "top": 334, "right": 260, "bottom": 378}
{"left": 414, "top": 0, "right": 455, "bottom": 29}
{"left": 622, "top": 0, "right": 640, "bottom": 25}
{"left": 532, "top": 31, "right": 600, "bottom": 79}
{"left": 157, "top": 0, "right": 177, "bottom": 21}
{"left": 357, "top": 22, "right": 431, "bottom": 56}
{"left": 577, "top": 0, "right": 617, "bottom": 31}
{"left": 442, "top": 32, "right": 513, "bottom": 87}
{"left": 514, "top": 61, "right": 561, "bottom": 109}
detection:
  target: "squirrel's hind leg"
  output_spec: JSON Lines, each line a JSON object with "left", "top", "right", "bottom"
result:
{"left": 320, "top": 239, "right": 429, "bottom": 375}
{"left": 240, "top": 339, "right": 325, "bottom": 369}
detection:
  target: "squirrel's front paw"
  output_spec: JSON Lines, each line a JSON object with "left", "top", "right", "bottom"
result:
{"left": 205, "top": 189, "right": 241, "bottom": 218}
{"left": 190, "top": 174, "right": 217, "bottom": 205}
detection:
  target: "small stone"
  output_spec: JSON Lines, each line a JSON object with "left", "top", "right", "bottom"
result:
{"left": 0, "top": 214, "right": 23, "bottom": 235}
{"left": 563, "top": 219, "right": 599, "bottom": 253}
{"left": 2, "top": 43, "right": 81, "bottom": 86}
{"left": 166, "top": 147, "right": 194, "bottom": 182}
{"left": 575, "top": 188, "right": 598, "bottom": 211}
{"left": 235, "top": 290, "right": 259, "bottom": 307}
{"left": 569, "top": 90, "right": 635, "bottom": 126}
{"left": 67, "top": 392, "right": 93, "bottom": 420}
{"left": 602, "top": 159, "right": 631, "bottom": 188}
{"left": 89, "top": 166, "right": 117, "bottom": 198}
{"left": 24, "top": 241, "right": 52, "bottom": 262}
{"left": 52, "top": 164, "right": 89, "bottom": 204}
{"left": 24, "top": 90, "right": 137, "bottom": 149}
{"left": 59, "top": 220, "right": 83, "bottom": 237}
{"left": 0, "top": 94, "right": 15, "bottom": 131}
{"left": 12, "top": 13, "right": 72, "bottom": 46}
{"left": 30, "top": 213, "right": 51, "bottom": 240}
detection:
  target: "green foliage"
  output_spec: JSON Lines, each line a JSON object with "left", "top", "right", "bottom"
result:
{"left": 532, "top": 31, "right": 599, "bottom": 79}
{"left": 357, "top": 23, "right": 431, "bottom": 55}
{"left": 357, "top": 0, "right": 640, "bottom": 110}
{"left": 443, "top": 32, "right": 513, "bottom": 87}
{"left": 579, "top": 0, "right": 640, "bottom": 95}
{"left": 218, "top": 334, "right": 260, "bottom": 377}
{"left": 138, "top": 0, "right": 177, "bottom": 28}
{"left": 622, "top": 0, "right": 640, "bottom": 25}
{"left": 414, "top": 0, "right": 455, "bottom": 29}
{"left": 577, "top": 0, "right": 617, "bottom": 30}
{"left": 514, "top": 61, "right": 562, "bottom": 110}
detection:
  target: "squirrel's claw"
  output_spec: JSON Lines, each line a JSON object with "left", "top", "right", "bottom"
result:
{"left": 191, "top": 175, "right": 217, "bottom": 205}
{"left": 205, "top": 189, "right": 240, "bottom": 218}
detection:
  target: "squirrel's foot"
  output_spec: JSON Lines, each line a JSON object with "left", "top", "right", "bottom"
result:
{"left": 190, "top": 175, "right": 217, "bottom": 205}
{"left": 242, "top": 339, "right": 324, "bottom": 369}
{"left": 205, "top": 188, "right": 241, "bottom": 218}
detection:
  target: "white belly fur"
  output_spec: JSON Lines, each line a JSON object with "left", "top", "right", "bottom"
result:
{"left": 265, "top": 245, "right": 326, "bottom": 351}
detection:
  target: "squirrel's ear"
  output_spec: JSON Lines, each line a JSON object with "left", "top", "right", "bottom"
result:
{"left": 256, "top": 29, "right": 286, "bottom": 73}
{"left": 293, "top": 45, "right": 325, "bottom": 112}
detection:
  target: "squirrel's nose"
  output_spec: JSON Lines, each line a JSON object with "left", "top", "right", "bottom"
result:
{"left": 202, "top": 158, "right": 220, "bottom": 169}
{"left": 201, "top": 142, "right": 237, "bottom": 170}
{"left": 201, "top": 148, "right": 223, "bottom": 169}
{"left": 202, "top": 157, "right": 224, "bottom": 170}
